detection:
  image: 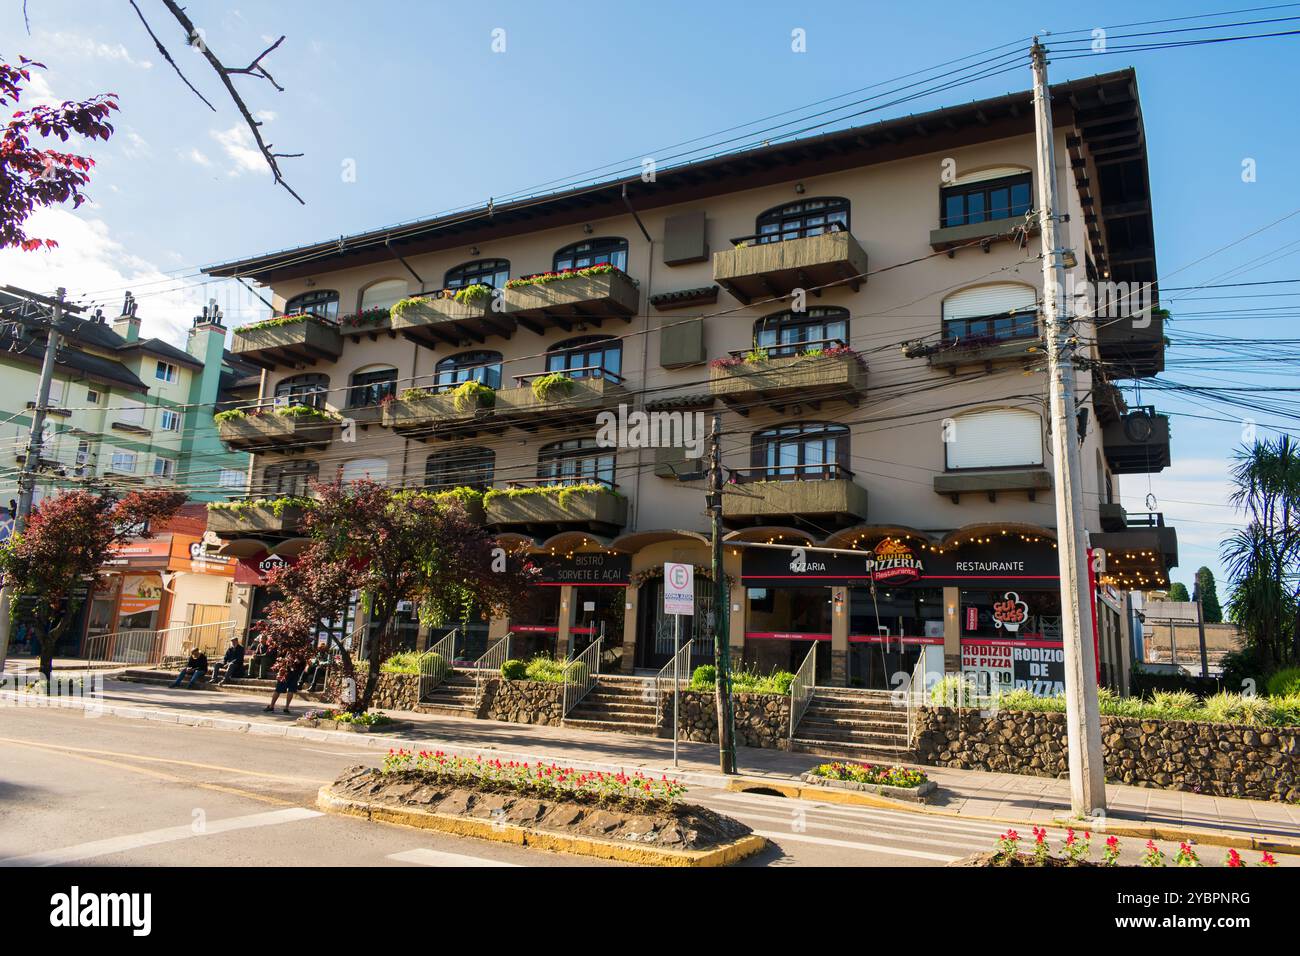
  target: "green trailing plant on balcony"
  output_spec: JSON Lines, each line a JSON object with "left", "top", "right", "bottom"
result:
{"left": 391, "top": 487, "right": 484, "bottom": 513}
{"left": 450, "top": 379, "right": 495, "bottom": 412}
{"left": 452, "top": 283, "right": 492, "bottom": 305}
{"left": 275, "top": 404, "right": 335, "bottom": 420}
{"left": 214, "top": 408, "right": 247, "bottom": 424}
{"left": 239, "top": 312, "right": 321, "bottom": 333}
{"left": 400, "top": 387, "right": 429, "bottom": 402}
{"left": 391, "top": 296, "right": 430, "bottom": 319}
{"left": 206, "top": 495, "right": 313, "bottom": 518}
{"left": 530, "top": 371, "right": 575, "bottom": 402}
{"left": 483, "top": 482, "right": 619, "bottom": 510}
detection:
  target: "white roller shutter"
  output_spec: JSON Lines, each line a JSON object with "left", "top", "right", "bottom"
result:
{"left": 340, "top": 457, "right": 388, "bottom": 484}
{"left": 943, "top": 283, "right": 1038, "bottom": 322}
{"left": 946, "top": 408, "right": 1043, "bottom": 469}
{"left": 951, "top": 166, "right": 1031, "bottom": 186}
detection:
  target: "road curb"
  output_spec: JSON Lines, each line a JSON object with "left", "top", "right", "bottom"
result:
{"left": 316, "top": 785, "right": 767, "bottom": 867}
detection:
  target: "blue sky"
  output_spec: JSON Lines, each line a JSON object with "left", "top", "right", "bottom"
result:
{"left": 3, "top": 0, "right": 1299, "bottom": 590}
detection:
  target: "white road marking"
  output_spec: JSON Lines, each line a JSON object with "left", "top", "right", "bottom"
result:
{"left": 752, "top": 830, "right": 960, "bottom": 863}
{"left": 706, "top": 791, "right": 1013, "bottom": 836}
{"left": 387, "top": 848, "right": 520, "bottom": 867}
{"left": 0, "top": 807, "right": 321, "bottom": 867}
{"left": 733, "top": 810, "right": 990, "bottom": 853}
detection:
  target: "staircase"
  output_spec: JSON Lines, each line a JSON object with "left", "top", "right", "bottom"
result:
{"left": 416, "top": 670, "right": 481, "bottom": 718}
{"left": 563, "top": 675, "right": 659, "bottom": 737}
{"left": 790, "top": 688, "right": 911, "bottom": 760}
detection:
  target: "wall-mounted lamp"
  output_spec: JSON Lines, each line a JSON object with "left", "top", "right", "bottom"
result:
{"left": 469, "top": 246, "right": 480, "bottom": 256}
{"left": 583, "top": 223, "right": 594, "bottom": 235}
{"left": 794, "top": 182, "right": 806, "bottom": 194}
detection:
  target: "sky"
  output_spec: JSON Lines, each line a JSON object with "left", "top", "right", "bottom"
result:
{"left": 3, "top": 0, "right": 1299, "bottom": 591}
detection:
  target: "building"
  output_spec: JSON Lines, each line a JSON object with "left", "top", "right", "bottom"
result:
{"left": 201, "top": 68, "right": 1177, "bottom": 695}
{"left": 1133, "top": 597, "right": 1241, "bottom": 675}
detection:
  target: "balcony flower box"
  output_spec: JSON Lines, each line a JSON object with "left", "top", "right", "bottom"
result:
{"left": 503, "top": 266, "right": 639, "bottom": 324}
{"left": 713, "top": 231, "right": 868, "bottom": 304}
{"left": 206, "top": 498, "right": 311, "bottom": 536}
{"left": 383, "top": 383, "right": 496, "bottom": 434}
{"left": 214, "top": 406, "right": 339, "bottom": 452}
{"left": 709, "top": 348, "right": 866, "bottom": 407}
{"left": 484, "top": 485, "right": 628, "bottom": 530}
{"left": 230, "top": 314, "right": 342, "bottom": 369}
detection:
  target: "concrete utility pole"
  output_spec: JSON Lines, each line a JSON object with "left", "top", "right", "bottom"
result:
{"left": 707, "top": 412, "right": 737, "bottom": 774}
{"left": 1030, "top": 40, "right": 1107, "bottom": 816}
{"left": 0, "top": 287, "right": 67, "bottom": 674}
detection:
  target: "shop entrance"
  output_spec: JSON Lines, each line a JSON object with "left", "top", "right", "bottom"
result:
{"left": 743, "top": 585, "right": 833, "bottom": 682}
{"left": 570, "top": 585, "right": 625, "bottom": 668}
{"left": 510, "top": 587, "right": 561, "bottom": 659}
{"left": 848, "top": 586, "right": 944, "bottom": 689}
{"left": 635, "top": 575, "right": 716, "bottom": 671}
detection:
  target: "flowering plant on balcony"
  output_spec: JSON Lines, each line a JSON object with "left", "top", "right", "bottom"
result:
{"left": 504, "top": 262, "right": 627, "bottom": 290}
{"left": 339, "top": 306, "right": 391, "bottom": 328}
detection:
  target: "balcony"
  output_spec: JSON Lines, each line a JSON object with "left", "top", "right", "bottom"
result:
{"left": 929, "top": 215, "right": 1037, "bottom": 252}
{"left": 389, "top": 292, "right": 514, "bottom": 348}
{"left": 712, "top": 228, "right": 867, "bottom": 304}
{"left": 206, "top": 500, "right": 310, "bottom": 538}
{"left": 1091, "top": 511, "right": 1179, "bottom": 590}
{"left": 1096, "top": 307, "right": 1164, "bottom": 378}
{"left": 230, "top": 315, "right": 342, "bottom": 370}
{"left": 913, "top": 333, "right": 1043, "bottom": 372}
{"left": 933, "top": 467, "right": 1053, "bottom": 503}
{"left": 382, "top": 386, "right": 500, "bottom": 440}
{"left": 709, "top": 341, "right": 867, "bottom": 412}
{"left": 722, "top": 465, "right": 868, "bottom": 530}
{"left": 216, "top": 409, "right": 339, "bottom": 453}
{"left": 484, "top": 482, "right": 628, "bottom": 535}
{"left": 503, "top": 269, "right": 639, "bottom": 333}
{"left": 1102, "top": 406, "right": 1170, "bottom": 474}
{"left": 495, "top": 368, "right": 626, "bottom": 431}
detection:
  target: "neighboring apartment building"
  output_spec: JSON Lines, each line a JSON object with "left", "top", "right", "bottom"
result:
{"left": 202, "top": 68, "right": 1177, "bottom": 695}
{"left": 0, "top": 291, "right": 256, "bottom": 655}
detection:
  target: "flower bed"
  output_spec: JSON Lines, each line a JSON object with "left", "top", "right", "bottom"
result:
{"left": 800, "top": 762, "right": 937, "bottom": 802}
{"left": 297, "top": 709, "right": 406, "bottom": 733}
{"left": 952, "top": 827, "right": 1279, "bottom": 868}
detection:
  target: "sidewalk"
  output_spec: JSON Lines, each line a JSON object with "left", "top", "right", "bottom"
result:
{"left": 11, "top": 673, "right": 1300, "bottom": 852}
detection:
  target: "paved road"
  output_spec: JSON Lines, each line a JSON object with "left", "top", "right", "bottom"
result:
{"left": 1, "top": 705, "right": 1286, "bottom": 868}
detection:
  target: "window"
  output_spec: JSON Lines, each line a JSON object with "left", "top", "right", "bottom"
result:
{"left": 753, "top": 307, "right": 849, "bottom": 357}
{"left": 358, "top": 279, "right": 408, "bottom": 313}
{"left": 340, "top": 457, "right": 388, "bottom": 484}
{"left": 285, "top": 289, "right": 339, "bottom": 321}
{"left": 425, "top": 447, "right": 495, "bottom": 491}
{"left": 445, "top": 259, "right": 509, "bottom": 290}
{"left": 274, "top": 374, "right": 330, "bottom": 410}
{"left": 46, "top": 379, "right": 65, "bottom": 407}
{"left": 940, "top": 171, "right": 1032, "bottom": 228}
{"left": 160, "top": 409, "right": 181, "bottom": 431}
{"left": 155, "top": 361, "right": 178, "bottom": 383}
{"left": 538, "top": 437, "right": 615, "bottom": 487}
{"left": 117, "top": 399, "right": 145, "bottom": 426}
{"left": 347, "top": 366, "right": 398, "bottom": 407}
{"left": 750, "top": 423, "right": 849, "bottom": 480}
{"left": 434, "top": 351, "right": 502, "bottom": 392}
{"left": 755, "top": 197, "right": 849, "bottom": 244}
{"left": 941, "top": 283, "right": 1038, "bottom": 344}
{"left": 219, "top": 468, "right": 246, "bottom": 490}
{"left": 262, "top": 461, "right": 317, "bottom": 497}
{"left": 86, "top": 389, "right": 100, "bottom": 404}
{"left": 74, "top": 440, "right": 92, "bottom": 477}
{"left": 153, "top": 457, "right": 176, "bottom": 479}
{"left": 553, "top": 237, "right": 628, "bottom": 273}
{"left": 945, "top": 408, "right": 1043, "bottom": 470}
{"left": 110, "top": 451, "right": 137, "bottom": 473}
{"left": 545, "top": 336, "right": 621, "bottom": 380}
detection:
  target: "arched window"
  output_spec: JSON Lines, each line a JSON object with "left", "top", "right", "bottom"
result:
{"left": 538, "top": 437, "right": 615, "bottom": 487}
{"left": 425, "top": 446, "right": 495, "bottom": 491}
{"left": 274, "top": 373, "right": 329, "bottom": 410}
{"left": 285, "top": 289, "right": 338, "bottom": 321}
{"left": 940, "top": 167, "right": 1032, "bottom": 227}
{"left": 941, "top": 283, "right": 1038, "bottom": 344}
{"left": 553, "top": 237, "right": 628, "bottom": 272}
{"left": 945, "top": 408, "right": 1043, "bottom": 470}
{"left": 261, "top": 460, "right": 318, "bottom": 497}
{"left": 755, "top": 197, "right": 849, "bottom": 244}
{"left": 339, "top": 457, "right": 388, "bottom": 484}
{"left": 445, "top": 259, "right": 510, "bottom": 290}
{"left": 750, "top": 422, "right": 849, "bottom": 481}
{"left": 434, "top": 350, "right": 503, "bottom": 391}
{"left": 347, "top": 365, "right": 397, "bottom": 408}
{"left": 753, "top": 306, "right": 848, "bottom": 357}
{"left": 358, "top": 279, "right": 408, "bottom": 313}
{"left": 546, "top": 336, "right": 621, "bottom": 380}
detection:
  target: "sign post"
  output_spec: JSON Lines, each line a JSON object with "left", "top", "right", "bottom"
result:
{"left": 663, "top": 562, "right": 695, "bottom": 768}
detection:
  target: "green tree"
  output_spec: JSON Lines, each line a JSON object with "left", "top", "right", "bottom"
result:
{"left": 1166, "top": 582, "right": 1190, "bottom": 602}
{"left": 1194, "top": 566, "right": 1223, "bottom": 623}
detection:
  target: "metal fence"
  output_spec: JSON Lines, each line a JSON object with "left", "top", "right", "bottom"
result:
{"left": 788, "top": 643, "right": 818, "bottom": 739}
{"left": 561, "top": 637, "right": 602, "bottom": 717}
{"left": 83, "top": 620, "right": 238, "bottom": 666}
{"left": 654, "top": 639, "right": 693, "bottom": 725}
{"left": 472, "top": 634, "right": 512, "bottom": 689}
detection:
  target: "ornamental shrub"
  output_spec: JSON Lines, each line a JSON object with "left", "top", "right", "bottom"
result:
{"left": 500, "top": 659, "right": 527, "bottom": 681}
{"left": 1266, "top": 667, "right": 1300, "bottom": 698}
{"left": 691, "top": 664, "right": 717, "bottom": 688}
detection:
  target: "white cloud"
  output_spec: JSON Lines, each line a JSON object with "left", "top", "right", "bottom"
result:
{"left": 120, "top": 130, "right": 151, "bottom": 159}
{"left": 21, "top": 71, "right": 62, "bottom": 108}
{"left": 181, "top": 147, "right": 213, "bottom": 167}
{"left": 210, "top": 123, "right": 266, "bottom": 176}
{"left": 37, "top": 31, "right": 154, "bottom": 70}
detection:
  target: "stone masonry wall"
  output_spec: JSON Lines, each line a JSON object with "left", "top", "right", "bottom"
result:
{"left": 663, "top": 690, "right": 790, "bottom": 750}
{"left": 915, "top": 707, "right": 1300, "bottom": 802}
{"left": 324, "top": 669, "right": 420, "bottom": 711}
{"left": 481, "top": 678, "right": 564, "bottom": 726}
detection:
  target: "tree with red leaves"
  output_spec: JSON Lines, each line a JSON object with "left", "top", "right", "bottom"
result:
{"left": 0, "top": 489, "right": 185, "bottom": 686}
{"left": 1, "top": 56, "right": 117, "bottom": 251}
{"left": 253, "top": 540, "right": 354, "bottom": 684}
{"left": 305, "top": 480, "right": 536, "bottom": 712}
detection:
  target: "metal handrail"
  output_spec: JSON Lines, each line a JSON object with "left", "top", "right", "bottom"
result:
{"left": 727, "top": 462, "right": 855, "bottom": 483}
{"left": 417, "top": 628, "right": 458, "bottom": 700}
{"left": 511, "top": 365, "right": 626, "bottom": 386}
{"left": 788, "top": 643, "right": 817, "bottom": 739}
{"left": 502, "top": 476, "right": 618, "bottom": 491}
{"left": 562, "top": 638, "right": 602, "bottom": 717}
{"left": 905, "top": 651, "right": 928, "bottom": 747}
{"left": 654, "top": 640, "right": 694, "bottom": 724}
{"left": 473, "top": 634, "right": 512, "bottom": 688}
{"left": 83, "top": 629, "right": 164, "bottom": 665}
{"left": 725, "top": 337, "right": 847, "bottom": 359}
{"left": 729, "top": 221, "right": 847, "bottom": 246}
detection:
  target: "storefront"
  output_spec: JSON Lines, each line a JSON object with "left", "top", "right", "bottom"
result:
{"left": 504, "top": 551, "right": 630, "bottom": 661}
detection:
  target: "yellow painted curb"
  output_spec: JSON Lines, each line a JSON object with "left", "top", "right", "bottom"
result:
{"left": 726, "top": 777, "right": 1300, "bottom": 856}
{"left": 317, "top": 786, "right": 767, "bottom": 866}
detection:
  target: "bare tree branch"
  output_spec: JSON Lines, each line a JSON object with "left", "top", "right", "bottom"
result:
{"left": 128, "top": 0, "right": 215, "bottom": 112}
{"left": 156, "top": 0, "right": 305, "bottom": 204}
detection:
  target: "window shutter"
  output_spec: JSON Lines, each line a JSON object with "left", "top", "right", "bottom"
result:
{"left": 943, "top": 283, "right": 1038, "bottom": 322}
{"left": 340, "top": 458, "right": 388, "bottom": 484}
{"left": 951, "top": 166, "right": 1032, "bottom": 187}
{"left": 946, "top": 409, "right": 1043, "bottom": 469}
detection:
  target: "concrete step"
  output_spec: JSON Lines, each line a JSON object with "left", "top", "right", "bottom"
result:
{"left": 561, "top": 717, "right": 659, "bottom": 737}
{"left": 574, "top": 693, "right": 656, "bottom": 710}
{"left": 416, "top": 702, "right": 479, "bottom": 718}
{"left": 806, "top": 697, "right": 903, "bottom": 715}
{"left": 799, "top": 715, "right": 907, "bottom": 733}
{"left": 795, "top": 729, "right": 909, "bottom": 746}
{"left": 790, "top": 737, "right": 913, "bottom": 760}
{"left": 565, "top": 705, "right": 659, "bottom": 723}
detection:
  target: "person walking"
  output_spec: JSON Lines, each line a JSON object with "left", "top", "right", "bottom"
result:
{"left": 264, "top": 655, "right": 307, "bottom": 714}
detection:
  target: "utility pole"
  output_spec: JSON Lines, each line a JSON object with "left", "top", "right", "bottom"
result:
{"left": 1193, "top": 587, "right": 1209, "bottom": 678}
{"left": 0, "top": 287, "right": 67, "bottom": 674}
{"left": 707, "top": 412, "right": 737, "bottom": 774}
{"left": 1030, "top": 40, "right": 1106, "bottom": 816}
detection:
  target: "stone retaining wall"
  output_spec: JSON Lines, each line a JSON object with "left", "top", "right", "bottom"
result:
{"left": 915, "top": 707, "right": 1300, "bottom": 802}
{"left": 662, "top": 690, "right": 790, "bottom": 750}
{"left": 481, "top": 678, "right": 564, "bottom": 726}
{"left": 323, "top": 669, "right": 420, "bottom": 711}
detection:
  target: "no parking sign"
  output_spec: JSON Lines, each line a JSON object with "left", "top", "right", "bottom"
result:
{"left": 663, "top": 562, "right": 694, "bottom": 616}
